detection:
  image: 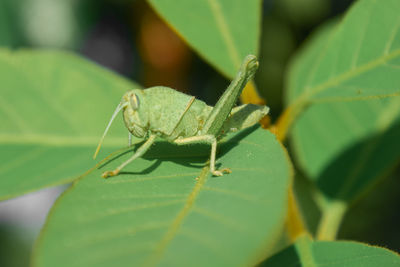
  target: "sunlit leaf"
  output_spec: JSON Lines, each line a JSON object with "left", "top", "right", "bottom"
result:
{"left": 0, "top": 49, "right": 140, "bottom": 200}
{"left": 262, "top": 237, "right": 400, "bottom": 267}
{"left": 148, "top": 0, "right": 261, "bottom": 78}
{"left": 287, "top": 0, "right": 400, "bottom": 105}
{"left": 33, "top": 127, "right": 292, "bottom": 267}
{"left": 286, "top": 0, "right": 400, "bottom": 201}
{"left": 286, "top": 0, "right": 400, "bottom": 239}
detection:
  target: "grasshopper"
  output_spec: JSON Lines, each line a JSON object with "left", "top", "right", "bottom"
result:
{"left": 94, "top": 55, "right": 269, "bottom": 178}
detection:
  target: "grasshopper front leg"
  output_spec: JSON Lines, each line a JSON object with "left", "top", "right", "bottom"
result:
{"left": 174, "top": 135, "right": 231, "bottom": 176}
{"left": 102, "top": 134, "right": 157, "bottom": 178}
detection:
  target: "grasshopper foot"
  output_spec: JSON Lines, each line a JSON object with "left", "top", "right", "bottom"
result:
{"left": 212, "top": 168, "right": 232, "bottom": 177}
{"left": 102, "top": 169, "right": 120, "bottom": 178}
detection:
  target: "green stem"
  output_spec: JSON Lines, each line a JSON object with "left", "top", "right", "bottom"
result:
{"left": 286, "top": 186, "right": 308, "bottom": 241}
{"left": 316, "top": 200, "right": 348, "bottom": 240}
{"left": 295, "top": 234, "right": 317, "bottom": 267}
{"left": 274, "top": 98, "right": 308, "bottom": 141}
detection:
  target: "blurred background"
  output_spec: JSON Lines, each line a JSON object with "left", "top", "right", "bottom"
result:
{"left": 2, "top": 0, "right": 399, "bottom": 266}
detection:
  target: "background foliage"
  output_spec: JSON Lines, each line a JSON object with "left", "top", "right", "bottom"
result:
{"left": 0, "top": 0, "right": 399, "bottom": 266}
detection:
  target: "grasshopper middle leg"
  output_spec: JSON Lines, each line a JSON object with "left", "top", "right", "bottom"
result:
{"left": 174, "top": 135, "right": 231, "bottom": 176}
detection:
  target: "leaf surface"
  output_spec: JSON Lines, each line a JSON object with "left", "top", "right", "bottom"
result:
{"left": 287, "top": 3, "right": 400, "bottom": 203}
{"left": 148, "top": 0, "right": 261, "bottom": 78}
{"left": 0, "top": 0, "right": 19, "bottom": 46}
{"left": 292, "top": 98, "right": 400, "bottom": 202}
{"left": 33, "top": 127, "right": 292, "bottom": 267}
{"left": 262, "top": 237, "right": 400, "bottom": 267}
{"left": 287, "top": 1, "right": 400, "bottom": 238}
{"left": 287, "top": 0, "right": 400, "bottom": 106}
{"left": 0, "top": 49, "right": 139, "bottom": 200}
{"left": 289, "top": 0, "right": 400, "bottom": 240}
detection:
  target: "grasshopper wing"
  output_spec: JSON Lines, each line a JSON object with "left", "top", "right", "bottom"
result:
{"left": 146, "top": 86, "right": 196, "bottom": 136}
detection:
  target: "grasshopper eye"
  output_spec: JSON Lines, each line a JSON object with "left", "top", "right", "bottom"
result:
{"left": 130, "top": 93, "right": 140, "bottom": 110}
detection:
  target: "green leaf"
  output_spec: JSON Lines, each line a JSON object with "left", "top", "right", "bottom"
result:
{"left": 287, "top": 0, "right": 400, "bottom": 106}
{"left": 33, "top": 127, "right": 292, "bottom": 267}
{"left": 338, "top": 170, "right": 400, "bottom": 249}
{"left": 286, "top": 0, "right": 400, "bottom": 239}
{"left": 0, "top": 49, "right": 140, "bottom": 200}
{"left": 291, "top": 98, "right": 400, "bottom": 240}
{"left": 292, "top": 98, "right": 400, "bottom": 202}
{"left": 288, "top": 4, "right": 400, "bottom": 202}
{"left": 0, "top": 226, "right": 31, "bottom": 267}
{"left": 262, "top": 236, "right": 400, "bottom": 267}
{"left": 148, "top": 0, "right": 261, "bottom": 77}
{"left": 0, "top": 0, "right": 21, "bottom": 46}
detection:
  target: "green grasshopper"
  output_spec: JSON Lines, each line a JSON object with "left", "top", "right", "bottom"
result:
{"left": 94, "top": 55, "right": 268, "bottom": 178}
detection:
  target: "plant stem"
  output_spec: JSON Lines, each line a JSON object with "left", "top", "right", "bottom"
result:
{"left": 286, "top": 185, "right": 308, "bottom": 241}
{"left": 295, "top": 234, "right": 317, "bottom": 267}
{"left": 316, "top": 200, "right": 347, "bottom": 240}
{"left": 274, "top": 98, "right": 308, "bottom": 141}
{"left": 240, "top": 80, "right": 266, "bottom": 105}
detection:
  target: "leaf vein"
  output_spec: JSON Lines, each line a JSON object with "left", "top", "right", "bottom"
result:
{"left": 192, "top": 206, "right": 251, "bottom": 234}
{"left": 105, "top": 172, "right": 199, "bottom": 184}
{"left": 206, "top": 0, "right": 241, "bottom": 69}
{"left": 350, "top": 2, "right": 373, "bottom": 69}
{"left": 384, "top": 16, "right": 400, "bottom": 54}
{"left": 302, "top": 48, "right": 400, "bottom": 102}
{"left": 202, "top": 185, "right": 259, "bottom": 203}
{"left": 78, "top": 199, "right": 184, "bottom": 224}
{"left": 142, "top": 167, "right": 209, "bottom": 266}
{"left": 0, "top": 147, "right": 48, "bottom": 175}
{"left": 0, "top": 96, "right": 32, "bottom": 133}
{"left": 179, "top": 228, "right": 231, "bottom": 263}
{"left": 63, "top": 223, "right": 169, "bottom": 250}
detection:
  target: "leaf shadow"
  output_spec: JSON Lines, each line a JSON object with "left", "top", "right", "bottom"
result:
{"left": 259, "top": 242, "right": 299, "bottom": 266}
{"left": 98, "top": 125, "right": 259, "bottom": 174}
{"left": 218, "top": 124, "right": 260, "bottom": 157}
{"left": 314, "top": 119, "right": 400, "bottom": 202}
{"left": 118, "top": 159, "right": 162, "bottom": 175}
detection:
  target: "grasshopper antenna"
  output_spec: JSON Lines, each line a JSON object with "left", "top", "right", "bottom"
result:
{"left": 93, "top": 102, "right": 125, "bottom": 159}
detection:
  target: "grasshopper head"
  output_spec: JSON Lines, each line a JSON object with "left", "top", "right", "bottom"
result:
{"left": 121, "top": 90, "right": 140, "bottom": 110}
{"left": 93, "top": 89, "right": 147, "bottom": 159}
{"left": 121, "top": 90, "right": 148, "bottom": 138}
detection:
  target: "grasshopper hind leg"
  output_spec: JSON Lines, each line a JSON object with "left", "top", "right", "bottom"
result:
{"left": 208, "top": 136, "right": 231, "bottom": 176}
{"left": 174, "top": 135, "right": 231, "bottom": 176}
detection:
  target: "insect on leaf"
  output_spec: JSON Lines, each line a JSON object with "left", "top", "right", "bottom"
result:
{"left": 33, "top": 128, "right": 292, "bottom": 267}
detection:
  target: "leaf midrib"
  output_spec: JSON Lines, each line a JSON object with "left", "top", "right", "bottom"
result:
{"left": 0, "top": 134, "right": 126, "bottom": 147}
{"left": 300, "top": 47, "right": 400, "bottom": 104}
{"left": 290, "top": 0, "right": 400, "bottom": 106}
{"left": 206, "top": 0, "right": 241, "bottom": 70}
{"left": 143, "top": 166, "right": 209, "bottom": 266}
